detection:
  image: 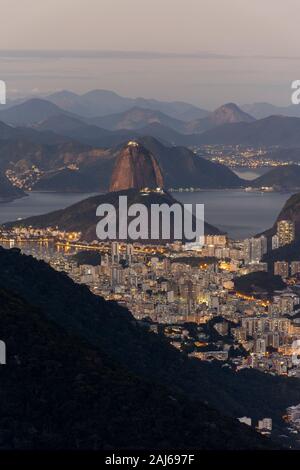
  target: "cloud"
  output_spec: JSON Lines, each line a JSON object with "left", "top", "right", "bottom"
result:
{"left": 0, "top": 50, "right": 235, "bottom": 60}
{"left": 1, "top": 50, "right": 300, "bottom": 61}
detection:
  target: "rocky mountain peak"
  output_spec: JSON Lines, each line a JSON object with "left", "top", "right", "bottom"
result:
{"left": 109, "top": 141, "right": 164, "bottom": 192}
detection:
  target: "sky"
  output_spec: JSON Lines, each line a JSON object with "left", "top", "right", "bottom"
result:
{"left": 1, "top": 0, "right": 300, "bottom": 108}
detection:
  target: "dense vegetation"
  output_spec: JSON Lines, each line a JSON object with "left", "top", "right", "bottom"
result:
{"left": 71, "top": 250, "right": 102, "bottom": 266}
{"left": 262, "top": 240, "right": 300, "bottom": 268}
{"left": 234, "top": 271, "right": 286, "bottom": 297}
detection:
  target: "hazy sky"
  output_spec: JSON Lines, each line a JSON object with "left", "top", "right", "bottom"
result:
{"left": 1, "top": 0, "right": 300, "bottom": 108}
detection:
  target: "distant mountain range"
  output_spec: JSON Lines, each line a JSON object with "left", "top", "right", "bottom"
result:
{"left": 0, "top": 98, "right": 78, "bottom": 127}
{"left": 186, "top": 103, "right": 255, "bottom": 134}
{"left": 6, "top": 96, "right": 300, "bottom": 149}
{"left": 197, "top": 115, "right": 300, "bottom": 147}
{"left": 7, "top": 89, "right": 300, "bottom": 124}
{"left": 35, "top": 114, "right": 133, "bottom": 148}
{"left": 241, "top": 102, "right": 300, "bottom": 119}
{"left": 45, "top": 89, "right": 209, "bottom": 120}
{"left": 89, "top": 106, "right": 185, "bottom": 131}
{"left": 0, "top": 117, "right": 67, "bottom": 148}
{"left": 0, "top": 98, "right": 256, "bottom": 141}
{"left": 3, "top": 92, "right": 300, "bottom": 199}
{"left": 4, "top": 97, "right": 300, "bottom": 149}
{"left": 88, "top": 102, "right": 255, "bottom": 134}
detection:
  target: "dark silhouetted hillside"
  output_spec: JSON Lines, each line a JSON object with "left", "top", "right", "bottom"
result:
{"left": 197, "top": 116, "right": 300, "bottom": 147}
{"left": 0, "top": 174, "right": 25, "bottom": 202}
{"left": 0, "top": 246, "right": 298, "bottom": 446}
{"left": 251, "top": 165, "right": 300, "bottom": 189}
{"left": 139, "top": 136, "right": 244, "bottom": 188}
{"left": 0, "top": 248, "right": 277, "bottom": 449}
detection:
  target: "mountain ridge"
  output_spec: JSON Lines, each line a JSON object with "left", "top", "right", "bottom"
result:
{"left": 251, "top": 165, "right": 300, "bottom": 190}
{"left": 89, "top": 106, "right": 185, "bottom": 132}
{"left": 0, "top": 98, "right": 81, "bottom": 127}
{"left": 0, "top": 174, "right": 25, "bottom": 202}
{"left": 197, "top": 115, "right": 300, "bottom": 147}
{"left": 45, "top": 89, "right": 209, "bottom": 120}
{"left": 186, "top": 103, "right": 255, "bottom": 134}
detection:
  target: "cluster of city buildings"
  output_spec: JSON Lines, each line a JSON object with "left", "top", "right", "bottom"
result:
{"left": 0, "top": 226, "right": 82, "bottom": 243}
{"left": 196, "top": 144, "right": 295, "bottom": 169}
{"left": 5, "top": 166, "right": 44, "bottom": 190}
{"left": 3, "top": 213, "right": 300, "bottom": 442}
{"left": 238, "top": 416, "right": 273, "bottom": 436}
{"left": 1, "top": 216, "right": 300, "bottom": 380}
{"left": 285, "top": 404, "right": 300, "bottom": 434}
{"left": 5, "top": 164, "right": 79, "bottom": 190}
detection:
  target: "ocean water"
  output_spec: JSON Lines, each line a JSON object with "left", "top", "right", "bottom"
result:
{"left": 0, "top": 192, "right": 98, "bottom": 225}
{"left": 175, "top": 189, "right": 293, "bottom": 239}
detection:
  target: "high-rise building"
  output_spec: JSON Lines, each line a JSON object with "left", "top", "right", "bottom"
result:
{"left": 272, "top": 234, "right": 279, "bottom": 250}
{"left": 163, "top": 258, "right": 171, "bottom": 272}
{"left": 125, "top": 244, "right": 134, "bottom": 266}
{"left": 277, "top": 220, "right": 295, "bottom": 247}
{"left": 204, "top": 235, "right": 227, "bottom": 247}
{"left": 291, "top": 261, "right": 300, "bottom": 276}
{"left": 243, "top": 236, "right": 267, "bottom": 263}
{"left": 255, "top": 338, "right": 266, "bottom": 354}
{"left": 101, "top": 253, "right": 109, "bottom": 266}
{"left": 111, "top": 265, "right": 124, "bottom": 286}
{"left": 257, "top": 418, "right": 272, "bottom": 431}
{"left": 111, "top": 242, "right": 120, "bottom": 265}
{"left": 243, "top": 239, "right": 251, "bottom": 263}
{"left": 274, "top": 261, "right": 289, "bottom": 278}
